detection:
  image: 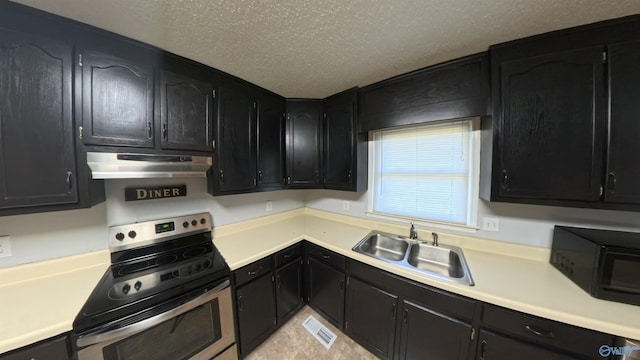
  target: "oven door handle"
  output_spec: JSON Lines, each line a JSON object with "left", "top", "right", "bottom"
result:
{"left": 77, "top": 279, "right": 230, "bottom": 348}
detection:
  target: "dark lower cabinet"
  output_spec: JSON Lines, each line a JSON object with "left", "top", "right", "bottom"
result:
{"left": 306, "top": 256, "right": 345, "bottom": 329}
{"left": 399, "top": 300, "right": 472, "bottom": 360}
{"left": 476, "top": 330, "right": 579, "bottom": 360}
{"left": 0, "top": 28, "right": 79, "bottom": 210}
{"left": 345, "top": 277, "right": 397, "bottom": 359}
{"left": 275, "top": 257, "right": 304, "bottom": 323}
{"left": 235, "top": 273, "right": 276, "bottom": 356}
{"left": 0, "top": 334, "right": 71, "bottom": 360}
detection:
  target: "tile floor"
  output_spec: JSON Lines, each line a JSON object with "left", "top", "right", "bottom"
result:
{"left": 244, "top": 306, "right": 378, "bottom": 360}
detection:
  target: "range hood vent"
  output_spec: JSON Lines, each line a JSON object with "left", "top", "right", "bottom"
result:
{"left": 87, "top": 152, "right": 212, "bottom": 179}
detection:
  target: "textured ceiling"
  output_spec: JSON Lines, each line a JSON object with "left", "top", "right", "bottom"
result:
{"left": 9, "top": 0, "right": 640, "bottom": 98}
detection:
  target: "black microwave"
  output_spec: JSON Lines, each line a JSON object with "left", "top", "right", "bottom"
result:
{"left": 551, "top": 226, "right": 640, "bottom": 306}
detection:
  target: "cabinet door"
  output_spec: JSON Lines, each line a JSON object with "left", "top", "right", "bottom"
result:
{"left": 345, "top": 277, "right": 397, "bottom": 360}
{"left": 159, "top": 70, "right": 214, "bottom": 152}
{"left": 495, "top": 47, "right": 605, "bottom": 201}
{"left": 307, "top": 257, "right": 345, "bottom": 328}
{"left": 213, "top": 85, "right": 256, "bottom": 194}
{"left": 606, "top": 40, "right": 640, "bottom": 204}
{"left": 0, "top": 29, "right": 78, "bottom": 209}
{"left": 275, "top": 257, "right": 303, "bottom": 324}
{"left": 0, "top": 335, "right": 70, "bottom": 360}
{"left": 286, "top": 100, "right": 322, "bottom": 188}
{"left": 323, "top": 89, "right": 357, "bottom": 190}
{"left": 257, "top": 93, "right": 285, "bottom": 190}
{"left": 476, "top": 330, "right": 580, "bottom": 360}
{"left": 79, "top": 50, "right": 155, "bottom": 147}
{"left": 399, "top": 300, "right": 472, "bottom": 360}
{"left": 236, "top": 273, "right": 276, "bottom": 356}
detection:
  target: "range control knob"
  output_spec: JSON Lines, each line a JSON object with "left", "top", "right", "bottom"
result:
{"left": 191, "top": 220, "right": 197, "bottom": 226}
{"left": 122, "top": 284, "right": 131, "bottom": 295}
{"left": 134, "top": 281, "right": 142, "bottom": 291}
{"left": 183, "top": 221, "right": 189, "bottom": 228}
{"left": 200, "top": 218, "right": 206, "bottom": 225}
{"left": 128, "top": 231, "right": 137, "bottom": 239}
{"left": 115, "top": 232, "right": 125, "bottom": 241}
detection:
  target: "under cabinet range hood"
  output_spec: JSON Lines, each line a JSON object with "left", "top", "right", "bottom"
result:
{"left": 86, "top": 152, "right": 212, "bottom": 179}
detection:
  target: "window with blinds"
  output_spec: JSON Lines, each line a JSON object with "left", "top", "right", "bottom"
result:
{"left": 369, "top": 119, "right": 479, "bottom": 228}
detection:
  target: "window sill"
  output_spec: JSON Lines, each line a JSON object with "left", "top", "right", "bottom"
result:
{"left": 365, "top": 211, "right": 479, "bottom": 234}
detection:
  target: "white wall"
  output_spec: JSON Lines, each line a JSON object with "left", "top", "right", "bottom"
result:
{"left": 304, "top": 189, "right": 640, "bottom": 248}
{"left": 0, "top": 178, "right": 305, "bottom": 268}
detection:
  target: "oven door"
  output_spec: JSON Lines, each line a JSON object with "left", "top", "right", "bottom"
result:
{"left": 76, "top": 279, "right": 236, "bottom": 360}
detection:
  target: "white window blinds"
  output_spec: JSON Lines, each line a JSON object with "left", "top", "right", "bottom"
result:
{"left": 371, "top": 119, "right": 476, "bottom": 226}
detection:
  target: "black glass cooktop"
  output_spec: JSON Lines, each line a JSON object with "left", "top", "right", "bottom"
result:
{"left": 73, "top": 231, "right": 229, "bottom": 332}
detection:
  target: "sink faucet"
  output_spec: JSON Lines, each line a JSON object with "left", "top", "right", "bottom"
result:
{"left": 409, "top": 222, "right": 418, "bottom": 239}
{"left": 432, "top": 232, "right": 439, "bottom": 247}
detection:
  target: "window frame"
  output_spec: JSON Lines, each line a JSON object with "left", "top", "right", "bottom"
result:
{"left": 366, "top": 117, "right": 481, "bottom": 233}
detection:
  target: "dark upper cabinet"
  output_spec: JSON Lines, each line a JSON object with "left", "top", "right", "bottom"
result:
{"left": 0, "top": 29, "right": 79, "bottom": 209}
{"left": 492, "top": 47, "right": 606, "bottom": 202}
{"left": 159, "top": 69, "right": 214, "bottom": 152}
{"left": 606, "top": 40, "right": 640, "bottom": 204}
{"left": 257, "top": 93, "right": 286, "bottom": 190}
{"left": 79, "top": 49, "right": 155, "bottom": 148}
{"left": 323, "top": 88, "right": 367, "bottom": 191}
{"left": 345, "top": 277, "right": 397, "bottom": 359}
{"left": 211, "top": 84, "right": 256, "bottom": 194}
{"left": 359, "top": 53, "right": 490, "bottom": 133}
{"left": 235, "top": 273, "right": 277, "bottom": 356}
{"left": 286, "top": 99, "right": 323, "bottom": 188}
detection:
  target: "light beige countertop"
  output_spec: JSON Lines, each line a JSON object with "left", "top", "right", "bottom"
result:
{"left": 213, "top": 208, "right": 640, "bottom": 341}
{"left": 0, "top": 250, "right": 110, "bottom": 354}
{"left": 2, "top": 208, "right": 639, "bottom": 355}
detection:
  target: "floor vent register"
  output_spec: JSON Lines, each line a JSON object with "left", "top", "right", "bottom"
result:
{"left": 302, "top": 315, "right": 337, "bottom": 350}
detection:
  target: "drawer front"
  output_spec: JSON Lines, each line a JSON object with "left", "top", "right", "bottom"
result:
{"left": 274, "top": 243, "right": 303, "bottom": 268}
{"left": 306, "top": 243, "right": 346, "bottom": 270}
{"left": 234, "top": 257, "right": 273, "bottom": 287}
{"left": 1, "top": 335, "right": 70, "bottom": 360}
{"left": 482, "top": 304, "right": 614, "bottom": 358}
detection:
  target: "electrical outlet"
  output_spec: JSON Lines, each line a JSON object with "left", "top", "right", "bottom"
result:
{"left": 0, "top": 235, "right": 12, "bottom": 258}
{"left": 482, "top": 217, "right": 500, "bottom": 232}
{"left": 343, "top": 201, "right": 350, "bottom": 211}
{"left": 266, "top": 200, "right": 273, "bottom": 212}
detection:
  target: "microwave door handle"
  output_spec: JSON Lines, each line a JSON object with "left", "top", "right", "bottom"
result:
{"left": 76, "top": 279, "right": 230, "bottom": 348}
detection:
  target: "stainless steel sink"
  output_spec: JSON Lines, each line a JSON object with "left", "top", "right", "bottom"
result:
{"left": 352, "top": 230, "right": 474, "bottom": 286}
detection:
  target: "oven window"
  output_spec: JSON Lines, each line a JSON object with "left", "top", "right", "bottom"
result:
{"left": 603, "top": 253, "right": 640, "bottom": 293}
{"left": 102, "top": 299, "right": 222, "bottom": 360}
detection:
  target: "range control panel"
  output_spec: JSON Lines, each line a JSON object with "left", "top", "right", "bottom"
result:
{"left": 108, "top": 213, "right": 211, "bottom": 251}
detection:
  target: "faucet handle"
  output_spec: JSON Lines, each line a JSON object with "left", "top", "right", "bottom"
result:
{"left": 410, "top": 222, "right": 418, "bottom": 239}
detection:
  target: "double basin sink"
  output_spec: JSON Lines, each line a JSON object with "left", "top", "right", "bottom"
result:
{"left": 352, "top": 230, "right": 474, "bottom": 286}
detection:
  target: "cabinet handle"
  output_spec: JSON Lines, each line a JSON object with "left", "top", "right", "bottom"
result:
{"left": 238, "top": 296, "right": 244, "bottom": 312}
{"left": 162, "top": 123, "right": 167, "bottom": 140}
{"left": 147, "top": 121, "right": 152, "bottom": 138}
{"left": 283, "top": 251, "right": 295, "bottom": 259}
{"left": 247, "top": 266, "right": 262, "bottom": 276}
{"left": 391, "top": 303, "right": 396, "bottom": 319}
{"left": 287, "top": 176, "right": 291, "bottom": 185}
{"left": 258, "top": 170, "right": 263, "bottom": 182}
{"left": 608, "top": 172, "right": 617, "bottom": 193}
{"left": 525, "top": 325, "right": 555, "bottom": 338}
{"left": 219, "top": 170, "right": 224, "bottom": 183}
{"left": 276, "top": 275, "right": 281, "bottom": 289}
{"left": 501, "top": 169, "right": 509, "bottom": 190}
{"left": 403, "top": 309, "right": 408, "bottom": 325}
{"left": 321, "top": 254, "right": 330, "bottom": 260}
{"left": 66, "top": 171, "right": 73, "bottom": 193}
{"left": 480, "top": 340, "right": 487, "bottom": 360}
{"left": 348, "top": 170, "right": 353, "bottom": 184}
{"left": 212, "top": 139, "right": 216, "bottom": 152}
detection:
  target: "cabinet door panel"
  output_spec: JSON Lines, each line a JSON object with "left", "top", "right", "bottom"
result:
{"left": 307, "top": 257, "right": 345, "bottom": 328}
{"left": 346, "top": 277, "right": 397, "bottom": 360}
{"left": 286, "top": 100, "right": 322, "bottom": 188}
{"left": 607, "top": 40, "right": 640, "bottom": 204}
{"left": 0, "top": 334, "right": 70, "bottom": 360}
{"left": 160, "top": 70, "right": 213, "bottom": 152}
{"left": 324, "top": 92, "right": 355, "bottom": 190}
{"left": 476, "top": 330, "right": 579, "bottom": 360}
{"left": 0, "top": 29, "right": 78, "bottom": 208}
{"left": 257, "top": 94, "right": 285, "bottom": 190}
{"left": 80, "top": 51, "right": 154, "bottom": 147}
{"left": 496, "top": 47, "right": 605, "bottom": 201}
{"left": 276, "top": 258, "right": 303, "bottom": 323}
{"left": 399, "top": 300, "right": 471, "bottom": 360}
{"left": 214, "top": 86, "right": 255, "bottom": 193}
{"left": 236, "top": 274, "right": 276, "bottom": 356}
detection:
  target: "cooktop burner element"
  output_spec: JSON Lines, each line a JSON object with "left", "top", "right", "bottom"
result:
{"left": 73, "top": 213, "right": 230, "bottom": 332}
